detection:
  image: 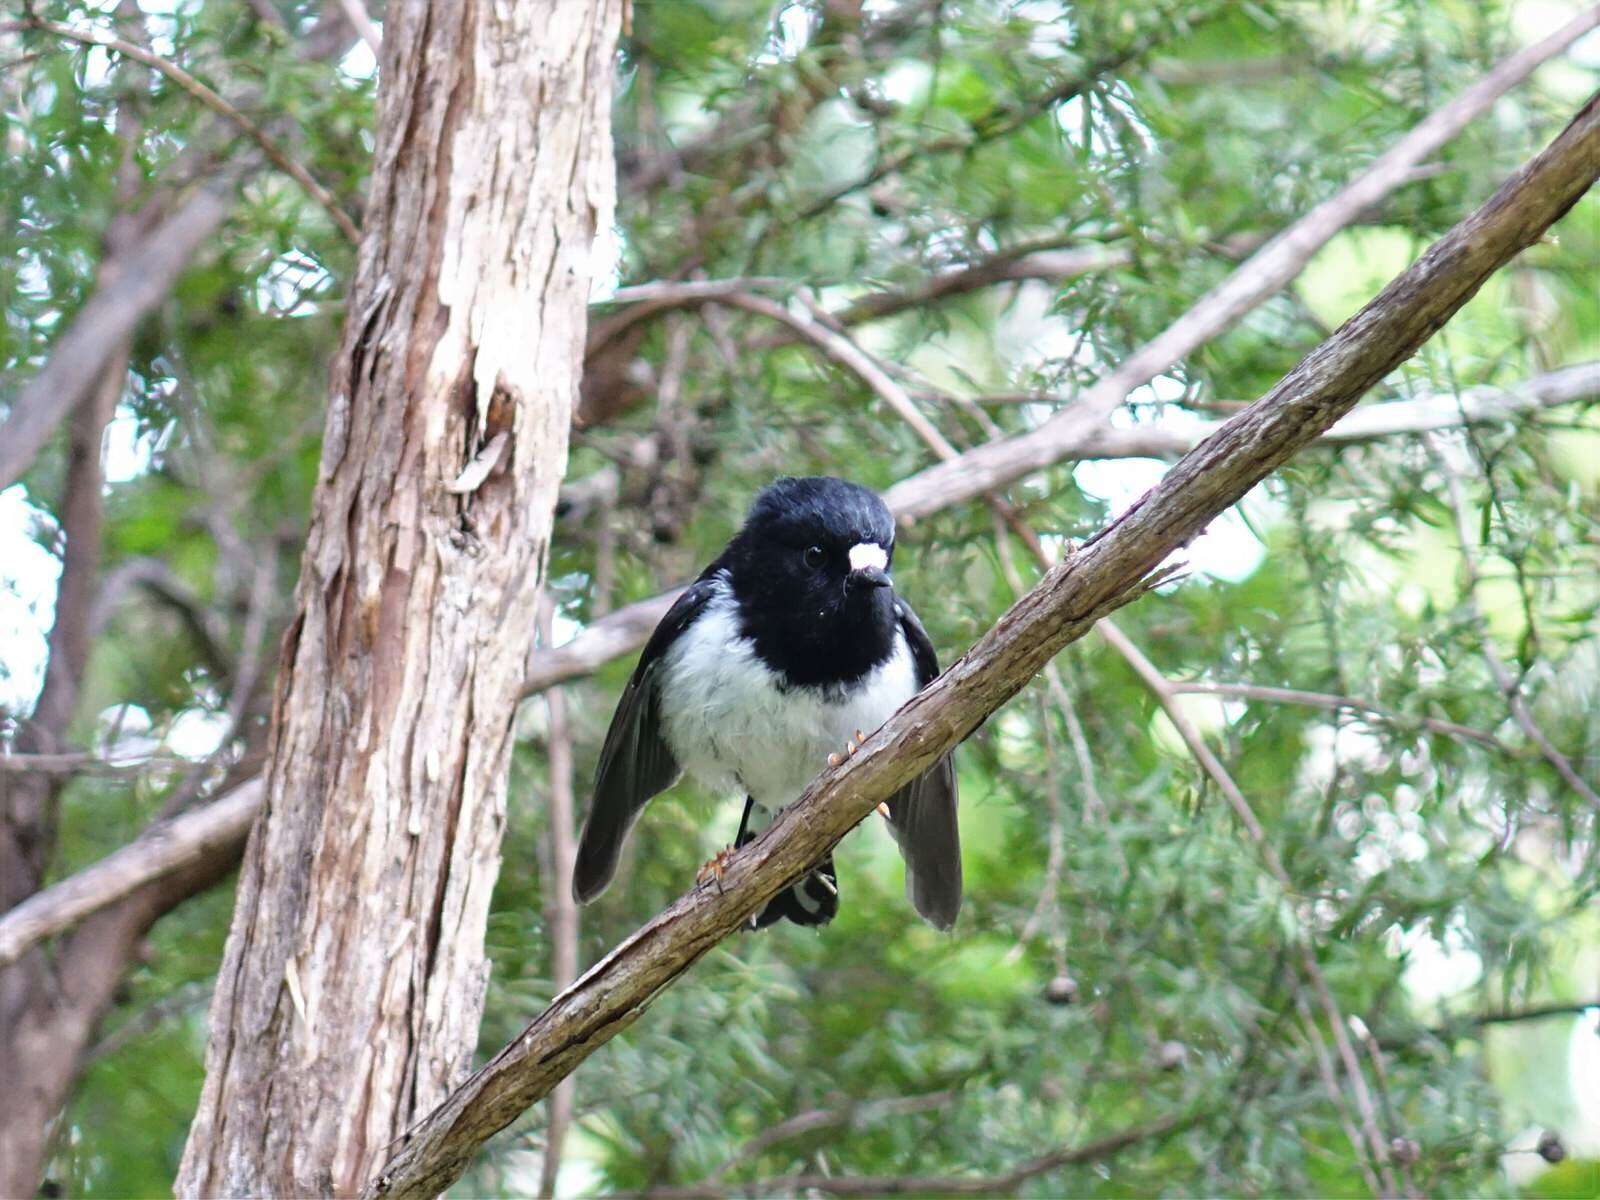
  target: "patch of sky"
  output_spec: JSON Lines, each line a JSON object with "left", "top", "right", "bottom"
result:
{"left": 254, "top": 249, "right": 334, "bottom": 317}
{"left": 103, "top": 400, "right": 169, "bottom": 484}
{"left": 0, "top": 487, "right": 61, "bottom": 716}
{"left": 340, "top": 37, "right": 378, "bottom": 83}
{"left": 1075, "top": 381, "right": 1270, "bottom": 585}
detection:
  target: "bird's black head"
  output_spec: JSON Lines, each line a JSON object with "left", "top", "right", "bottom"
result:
{"left": 723, "top": 476, "right": 900, "bottom": 689}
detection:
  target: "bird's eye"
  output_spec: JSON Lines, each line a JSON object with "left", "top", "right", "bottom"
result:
{"left": 803, "top": 545, "right": 826, "bottom": 569}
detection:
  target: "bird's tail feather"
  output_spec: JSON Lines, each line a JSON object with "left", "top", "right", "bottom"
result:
{"left": 886, "top": 755, "right": 962, "bottom": 930}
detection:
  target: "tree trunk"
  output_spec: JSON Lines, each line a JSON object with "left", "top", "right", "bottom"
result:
{"left": 175, "top": 2, "right": 621, "bottom": 1195}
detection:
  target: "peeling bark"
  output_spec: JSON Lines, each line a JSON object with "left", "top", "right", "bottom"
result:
{"left": 174, "top": 2, "right": 622, "bottom": 1195}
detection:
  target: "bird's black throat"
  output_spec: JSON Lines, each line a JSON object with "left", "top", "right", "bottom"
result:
{"left": 731, "top": 571, "right": 899, "bottom": 691}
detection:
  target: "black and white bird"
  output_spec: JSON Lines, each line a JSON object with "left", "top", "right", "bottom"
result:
{"left": 571, "top": 476, "right": 961, "bottom": 930}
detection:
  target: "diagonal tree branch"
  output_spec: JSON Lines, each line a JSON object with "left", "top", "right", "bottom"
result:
{"left": 7, "top": 54, "right": 1598, "bottom": 1022}
{"left": 880, "top": 4, "right": 1600, "bottom": 521}
{"left": 1057, "top": 359, "right": 1600, "bottom": 457}
{"left": 581, "top": 1, "right": 1596, "bottom": 435}
{"left": 11, "top": 368, "right": 1561, "bottom": 971}
{"left": 0, "top": 780, "right": 261, "bottom": 970}
{"left": 362, "top": 89, "right": 1600, "bottom": 1200}
{"left": 332, "top": 0, "right": 382, "bottom": 54}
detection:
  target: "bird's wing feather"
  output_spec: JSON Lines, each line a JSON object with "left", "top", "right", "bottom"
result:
{"left": 884, "top": 599, "right": 962, "bottom": 929}
{"left": 571, "top": 577, "right": 717, "bottom": 903}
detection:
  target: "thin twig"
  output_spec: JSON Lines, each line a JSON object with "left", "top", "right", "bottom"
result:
{"left": 84, "top": 980, "right": 213, "bottom": 1065}
{"left": 1381, "top": 997, "right": 1600, "bottom": 1047}
{"left": 1427, "top": 435, "right": 1600, "bottom": 813}
{"left": 0, "top": 750, "right": 188, "bottom": 777}
{"left": 1353, "top": 1016, "right": 1417, "bottom": 1197}
{"left": 535, "top": 601, "right": 580, "bottom": 1200}
{"left": 714, "top": 291, "right": 963, "bottom": 461}
{"left": 1168, "top": 681, "right": 1511, "bottom": 753}
{"left": 156, "top": 553, "right": 276, "bottom": 819}
{"left": 1296, "top": 993, "right": 1386, "bottom": 1198}
{"left": 1096, "top": 620, "right": 1401, "bottom": 1195}
{"left": 705, "top": 1089, "right": 959, "bottom": 1185}
{"left": 1014, "top": 688, "right": 1068, "bottom": 949}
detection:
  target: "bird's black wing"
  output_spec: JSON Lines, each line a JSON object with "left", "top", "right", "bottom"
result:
{"left": 571, "top": 576, "right": 718, "bottom": 903}
{"left": 884, "top": 598, "right": 963, "bottom": 930}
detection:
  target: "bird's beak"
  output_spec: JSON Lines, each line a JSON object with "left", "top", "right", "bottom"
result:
{"left": 848, "top": 565, "right": 892, "bottom": 590}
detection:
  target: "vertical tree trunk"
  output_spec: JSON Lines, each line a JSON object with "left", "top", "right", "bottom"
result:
{"left": 176, "top": 2, "right": 621, "bottom": 1195}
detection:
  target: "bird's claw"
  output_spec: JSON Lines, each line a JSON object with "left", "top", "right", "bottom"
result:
{"left": 696, "top": 846, "right": 734, "bottom": 892}
{"left": 829, "top": 730, "right": 870, "bottom": 768}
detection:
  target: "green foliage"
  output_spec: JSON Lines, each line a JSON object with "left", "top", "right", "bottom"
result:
{"left": 4, "top": 0, "right": 1597, "bottom": 1196}
{"left": 1523, "top": 1159, "right": 1600, "bottom": 1199}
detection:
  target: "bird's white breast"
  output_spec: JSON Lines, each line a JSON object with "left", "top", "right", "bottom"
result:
{"left": 656, "top": 576, "right": 919, "bottom": 812}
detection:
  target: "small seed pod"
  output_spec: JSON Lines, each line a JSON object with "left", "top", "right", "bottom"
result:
{"left": 1044, "top": 974, "right": 1080, "bottom": 1006}
{"left": 1537, "top": 1131, "right": 1566, "bottom": 1164}
{"left": 1389, "top": 1137, "right": 1420, "bottom": 1166}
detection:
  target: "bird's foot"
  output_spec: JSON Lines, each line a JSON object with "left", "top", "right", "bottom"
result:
{"left": 823, "top": 732, "right": 890, "bottom": 819}
{"left": 696, "top": 846, "right": 735, "bottom": 893}
{"left": 827, "top": 729, "right": 870, "bottom": 767}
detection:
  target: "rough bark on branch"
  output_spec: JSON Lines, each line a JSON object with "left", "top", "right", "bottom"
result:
{"left": 0, "top": 781, "right": 261, "bottom": 971}
{"left": 363, "top": 89, "right": 1600, "bottom": 1200}
{"left": 174, "top": 1, "right": 622, "bottom": 1194}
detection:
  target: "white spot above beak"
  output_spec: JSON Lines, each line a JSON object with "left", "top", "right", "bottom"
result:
{"left": 848, "top": 542, "right": 888, "bottom": 573}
